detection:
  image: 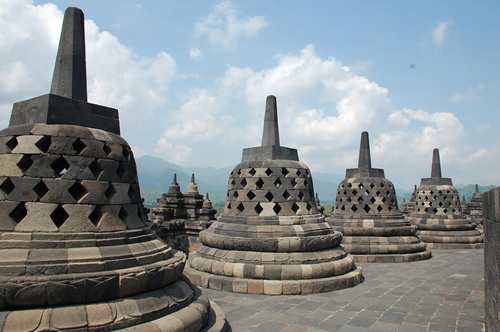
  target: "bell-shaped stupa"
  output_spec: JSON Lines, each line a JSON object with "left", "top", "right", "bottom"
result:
{"left": 406, "top": 149, "right": 483, "bottom": 249}
{"left": 326, "top": 132, "right": 431, "bottom": 263}
{"left": 184, "top": 96, "right": 362, "bottom": 295}
{"left": 0, "top": 8, "right": 225, "bottom": 331}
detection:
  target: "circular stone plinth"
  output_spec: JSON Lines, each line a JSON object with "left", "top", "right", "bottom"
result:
{"left": 184, "top": 264, "right": 362, "bottom": 295}
{"left": 352, "top": 251, "right": 432, "bottom": 263}
{"left": 423, "top": 243, "right": 484, "bottom": 249}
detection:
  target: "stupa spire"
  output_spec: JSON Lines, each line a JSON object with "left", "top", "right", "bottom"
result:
{"left": 50, "top": 7, "right": 87, "bottom": 101}
{"left": 261, "top": 95, "right": 280, "bottom": 146}
{"left": 431, "top": 148, "right": 442, "bottom": 178}
{"left": 358, "top": 131, "right": 372, "bottom": 169}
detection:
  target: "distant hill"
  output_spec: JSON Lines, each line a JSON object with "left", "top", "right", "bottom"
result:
{"left": 135, "top": 155, "right": 496, "bottom": 208}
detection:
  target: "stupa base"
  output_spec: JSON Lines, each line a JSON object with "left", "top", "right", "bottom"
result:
{"left": 352, "top": 250, "right": 432, "bottom": 263}
{"left": 424, "top": 242, "right": 484, "bottom": 249}
{"left": 184, "top": 265, "right": 362, "bottom": 295}
{"left": 0, "top": 276, "right": 227, "bottom": 332}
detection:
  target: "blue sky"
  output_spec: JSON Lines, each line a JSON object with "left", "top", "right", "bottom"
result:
{"left": 1, "top": 0, "right": 499, "bottom": 190}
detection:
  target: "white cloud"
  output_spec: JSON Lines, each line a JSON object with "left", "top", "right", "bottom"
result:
{"left": 448, "top": 83, "right": 483, "bottom": 102}
{"left": 194, "top": 0, "right": 268, "bottom": 48}
{"left": 0, "top": 0, "right": 176, "bottom": 133}
{"left": 189, "top": 47, "right": 203, "bottom": 59}
{"left": 476, "top": 123, "right": 490, "bottom": 133}
{"left": 154, "top": 139, "right": 193, "bottom": 165}
{"left": 432, "top": 21, "right": 453, "bottom": 47}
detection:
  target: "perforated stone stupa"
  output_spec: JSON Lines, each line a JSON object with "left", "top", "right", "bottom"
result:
{"left": 184, "top": 96, "right": 362, "bottom": 295}
{"left": 0, "top": 7, "right": 225, "bottom": 331}
{"left": 326, "top": 132, "right": 431, "bottom": 263}
{"left": 406, "top": 149, "right": 483, "bottom": 249}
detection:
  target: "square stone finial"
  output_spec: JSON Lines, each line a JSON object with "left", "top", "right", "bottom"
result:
{"left": 345, "top": 131, "right": 384, "bottom": 178}
{"left": 8, "top": 7, "right": 120, "bottom": 134}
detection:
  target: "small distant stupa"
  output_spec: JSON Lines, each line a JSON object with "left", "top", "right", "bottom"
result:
{"left": 406, "top": 149, "right": 483, "bottom": 249}
{"left": 326, "top": 132, "right": 431, "bottom": 262}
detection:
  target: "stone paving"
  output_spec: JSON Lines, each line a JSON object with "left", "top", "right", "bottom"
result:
{"left": 203, "top": 249, "right": 485, "bottom": 332}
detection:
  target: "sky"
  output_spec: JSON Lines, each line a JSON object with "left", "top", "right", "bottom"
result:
{"left": 1, "top": 0, "right": 499, "bottom": 191}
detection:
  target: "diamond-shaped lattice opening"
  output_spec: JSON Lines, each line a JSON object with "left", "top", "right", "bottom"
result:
{"left": 443, "top": 208, "right": 448, "bottom": 213}
{"left": 339, "top": 198, "right": 343, "bottom": 202}
{"left": 0, "top": 178, "right": 15, "bottom": 195}
{"left": 429, "top": 190, "right": 434, "bottom": 194}
{"left": 370, "top": 183, "right": 375, "bottom": 189}
{"left": 452, "top": 208, "right": 456, "bottom": 213}
{"left": 438, "top": 202, "right": 443, "bottom": 207}
{"left": 347, "top": 183, "right": 353, "bottom": 188}
{"left": 233, "top": 191, "right": 239, "bottom": 198}
{"left": 424, "top": 208, "right": 429, "bottom": 212}
{"left": 282, "top": 168, "right": 289, "bottom": 176}
{"left": 274, "top": 178, "right": 282, "bottom": 188}
{"left": 343, "top": 190, "right": 348, "bottom": 195}
{"left": 421, "top": 191, "right": 425, "bottom": 194}
{"left": 388, "top": 206, "right": 393, "bottom": 211}
{"left": 256, "top": 178, "right": 264, "bottom": 189}
{"left": 230, "top": 179, "right": 235, "bottom": 186}
{"left": 35, "top": 136, "right": 51, "bottom": 153}
{"left": 103, "top": 144, "right": 112, "bottom": 156}
{"left": 357, "top": 197, "right": 364, "bottom": 203}
{"left": 254, "top": 203, "right": 263, "bottom": 214}
{"left": 376, "top": 190, "right": 381, "bottom": 196}
{"left": 447, "top": 190, "right": 451, "bottom": 194}
{"left": 296, "top": 169, "right": 302, "bottom": 177}
{"left": 358, "top": 183, "right": 364, "bottom": 189}
{"left": 128, "top": 185, "right": 135, "bottom": 201}
{"left": 370, "top": 197, "right": 376, "bottom": 204}
{"left": 265, "top": 168, "right": 273, "bottom": 177}
{"left": 433, "top": 208, "right": 438, "bottom": 213}
{"left": 438, "top": 190, "right": 443, "bottom": 195}
{"left": 265, "top": 191, "right": 274, "bottom": 202}
{"left": 236, "top": 203, "right": 245, "bottom": 212}
{"left": 364, "top": 205, "right": 370, "bottom": 213}
{"left": 381, "top": 197, "right": 387, "bottom": 203}
{"left": 17, "top": 155, "right": 33, "bottom": 173}
{"left": 226, "top": 202, "right": 231, "bottom": 210}
{"left": 298, "top": 191, "right": 304, "bottom": 200}
{"left": 50, "top": 157, "right": 69, "bottom": 176}
{"left": 283, "top": 190, "right": 291, "bottom": 200}
{"left": 89, "top": 159, "right": 103, "bottom": 179}
{"left": 341, "top": 205, "right": 345, "bottom": 211}
{"left": 380, "top": 183, "right": 385, "bottom": 188}
{"left": 421, "top": 202, "right": 425, "bottom": 206}
{"left": 429, "top": 202, "right": 433, "bottom": 207}
{"left": 424, "top": 196, "right": 428, "bottom": 201}
{"left": 33, "top": 180, "right": 49, "bottom": 199}
{"left": 9, "top": 202, "right": 27, "bottom": 223}
{"left": 388, "top": 184, "right": 392, "bottom": 188}
{"left": 448, "top": 202, "right": 452, "bottom": 207}
{"left": 249, "top": 168, "right": 256, "bottom": 176}
{"left": 117, "top": 163, "right": 127, "bottom": 181}
{"left": 347, "top": 197, "right": 352, "bottom": 203}
{"left": 123, "top": 147, "right": 131, "bottom": 161}
{"left": 417, "top": 208, "right": 421, "bottom": 212}
{"left": 363, "top": 190, "right": 369, "bottom": 196}
{"left": 306, "top": 203, "right": 312, "bottom": 211}
{"left": 377, "top": 205, "right": 383, "bottom": 212}
{"left": 5, "top": 137, "right": 18, "bottom": 151}
{"left": 291, "top": 202, "right": 299, "bottom": 214}
{"left": 68, "top": 182, "right": 88, "bottom": 201}
{"left": 118, "top": 206, "right": 129, "bottom": 221}
{"left": 237, "top": 169, "right": 241, "bottom": 176}
{"left": 352, "top": 189, "right": 358, "bottom": 195}
{"left": 240, "top": 178, "right": 247, "bottom": 187}
{"left": 50, "top": 205, "right": 69, "bottom": 228}
{"left": 385, "top": 190, "right": 390, "bottom": 195}
{"left": 105, "top": 184, "right": 117, "bottom": 200}
{"left": 304, "top": 179, "right": 308, "bottom": 187}
{"left": 351, "top": 205, "right": 358, "bottom": 212}
{"left": 273, "top": 203, "right": 282, "bottom": 214}
{"left": 72, "top": 139, "right": 86, "bottom": 154}
{"left": 247, "top": 190, "right": 256, "bottom": 200}
{"left": 433, "top": 195, "right": 438, "bottom": 201}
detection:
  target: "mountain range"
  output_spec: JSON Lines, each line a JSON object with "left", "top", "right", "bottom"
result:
{"left": 135, "top": 155, "right": 496, "bottom": 208}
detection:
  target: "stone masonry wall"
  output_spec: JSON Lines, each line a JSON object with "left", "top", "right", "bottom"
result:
{"left": 483, "top": 187, "right": 500, "bottom": 331}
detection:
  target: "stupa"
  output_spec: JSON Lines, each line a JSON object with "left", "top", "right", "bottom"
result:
{"left": 400, "top": 198, "right": 409, "bottom": 215}
{"left": 407, "top": 185, "right": 417, "bottom": 213}
{"left": 461, "top": 196, "right": 470, "bottom": 215}
{"left": 468, "top": 185, "right": 484, "bottom": 235}
{"left": 406, "top": 149, "right": 483, "bottom": 249}
{"left": 152, "top": 174, "right": 216, "bottom": 252}
{"left": 0, "top": 8, "right": 225, "bottom": 331}
{"left": 184, "top": 96, "right": 362, "bottom": 295}
{"left": 326, "top": 132, "right": 431, "bottom": 263}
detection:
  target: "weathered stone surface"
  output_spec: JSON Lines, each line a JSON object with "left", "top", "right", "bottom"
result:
{"left": 0, "top": 6, "right": 225, "bottom": 331}
{"left": 185, "top": 96, "right": 361, "bottom": 294}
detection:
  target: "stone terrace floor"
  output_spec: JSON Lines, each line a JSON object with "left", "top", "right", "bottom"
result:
{"left": 203, "top": 249, "right": 485, "bottom": 332}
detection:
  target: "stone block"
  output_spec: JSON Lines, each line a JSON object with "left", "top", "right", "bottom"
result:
{"left": 40, "top": 179, "right": 77, "bottom": 203}
{"left": 263, "top": 280, "right": 283, "bottom": 295}
{"left": 15, "top": 202, "right": 59, "bottom": 232}
{"left": 247, "top": 280, "right": 264, "bottom": 294}
{"left": 11, "top": 135, "right": 47, "bottom": 154}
